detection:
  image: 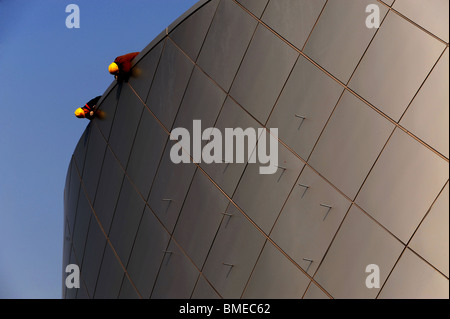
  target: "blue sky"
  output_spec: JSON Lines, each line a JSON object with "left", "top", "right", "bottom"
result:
{"left": 0, "top": 0, "right": 198, "bottom": 299}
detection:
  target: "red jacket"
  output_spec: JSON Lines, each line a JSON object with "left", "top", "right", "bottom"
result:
{"left": 114, "top": 52, "right": 139, "bottom": 80}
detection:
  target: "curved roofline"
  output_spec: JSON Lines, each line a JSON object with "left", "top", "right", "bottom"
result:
{"left": 97, "top": 0, "right": 212, "bottom": 105}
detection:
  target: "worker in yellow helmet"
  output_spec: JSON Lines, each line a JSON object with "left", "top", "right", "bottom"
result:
{"left": 74, "top": 96, "right": 101, "bottom": 119}
{"left": 108, "top": 52, "right": 139, "bottom": 82}
{"left": 108, "top": 62, "right": 119, "bottom": 75}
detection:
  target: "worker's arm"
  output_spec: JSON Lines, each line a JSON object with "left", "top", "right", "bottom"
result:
{"left": 86, "top": 96, "right": 102, "bottom": 108}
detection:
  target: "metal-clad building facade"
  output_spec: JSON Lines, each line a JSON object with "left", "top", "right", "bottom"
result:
{"left": 63, "top": 0, "right": 449, "bottom": 299}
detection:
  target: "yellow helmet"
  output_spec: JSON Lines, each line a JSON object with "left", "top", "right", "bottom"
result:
{"left": 75, "top": 108, "right": 86, "bottom": 118}
{"left": 108, "top": 62, "right": 119, "bottom": 75}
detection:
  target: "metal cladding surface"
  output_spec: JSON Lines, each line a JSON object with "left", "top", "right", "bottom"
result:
{"left": 63, "top": 0, "right": 449, "bottom": 299}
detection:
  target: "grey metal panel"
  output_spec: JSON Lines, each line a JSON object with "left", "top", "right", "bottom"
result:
{"left": 173, "top": 170, "right": 231, "bottom": 269}
{"left": 356, "top": 129, "right": 449, "bottom": 243}
{"left": 94, "top": 245, "right": 125, "bottom": 299}
{"left": 393, "top": 0, "right": 449, "bottom": 42}
{"left": 302, "top": 282, "right": 330, "bottom": 299}
{"left": 96, "top": 81, "right": 116, "bottom": 108}
{"left": 108, "top": 176, "right": 146, "bottom": 265}
{"left": 151, "top": 240, "right": 200, "bottom": 299}
{"left": 128, "top": 40, "right": 164, "bottom": 102}
{"left": 303, "top": 0, "right": 389, "bottom": 83}
{"left": 197, "top": 0, "right": 258, "bottom": 91}
{"left": 170, "top": 0, "right": 220, "bottom": 62}
{"left": 308, "top": 91, "right": 395, "bottom": 200}
{"left": 242, "top": 241, "right": 310, "bottom": 299}
{"left": 67, "top": 160, "right": 81, "bottom": 235}
{"left": 314, "top": 205, "right": 403, "bottom": 299}
{"left": 172, "top": 66, "right": 227, "bottom": 136}
{"left": 72, "top": 193, "right": 92, "bottom": 266}
{"left": 232, "top": 137, "right": 305, "bottom": 234}
{"left": 409, "top": 183, "right": 449, "bottom": 277}
{"left": 230, "top": 24, "right": 298, "bottom": 124}
{"left": 167, "top": 0, "right": 213, "bottom": 33}
{"left": 126, "top": 207, "right": 171, "bottom": 299}
{"left": 80, "top": 126, "right": 107, "bottom": 202}
{"left": 118, "top": 276, "right": 141, "bottom": 299}
{"left": 146, "top": 39, "right": 194, "bottom": 131}
{"left": 74, "top": 282, "right": 90, "bottom": 299}
{"left": 126, "top": 109, "right": 168, "bottom": 199}
{"left": 80, "top": 217, "right": 107, "bottom": 298}
{"left": 200, "top": 97, "right": 262, "bottom": 197}
{"left": 147, "top": 140, "right": 197, "bottom": 233}
{"left": 262, "top": 0, "right": 326, "bottom": 50}
{"left": 92, "top": 148, "right": 124, "bottom": 235}
{"left": 95, "top": 85, "right": 119, "bottom": 141}
{"left": 401, "top": 49, "right": 449, "bottom": 158}
{"left": 133, "top": 31, "right": 167, "bottom": 67}
{"left": 379, "top": 249, "right": 449, "bottom": 299}
{"left": 72, "top": 125, "right": 90, "bottom": 175}
{"left": 64, "top": 160, "right": 72, "bottom": 214}
{"left": 271, "top": 166, "right": 352, "bottom": 276}
{"left": 108, "top": 84, "right": 144, "bottom": 168}
{"left": 267, "top": 55, "right": 344, "bottom": 160}
{"left": 236, "top": 0, "right": 268, "bottom": 18}
{"left": 349, "top": 12, "right": 445, "bottom": 121}
{"left": 202, "top": 204, "right": 266, "bottom": 298}
{"left": 75, "top": 280, "right": 90, "bottom": 299}
{"left": 191, "top": 275, "right": 221, "bottom": 299}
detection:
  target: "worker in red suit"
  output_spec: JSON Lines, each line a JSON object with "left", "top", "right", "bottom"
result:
{"left": 108, "top": 52, "right": 140, "bottom": 82}
{"left": 74, "top": 96, "right": 101, "bottom": 119}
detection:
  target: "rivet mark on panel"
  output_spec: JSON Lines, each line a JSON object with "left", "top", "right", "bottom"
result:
{"left": 320, "top": 204, "right": 333, "bottom": 221}
{"left": 275, "top": 165, "right": 287, "bottom": 182}
{"left": 220, "top": 212, "right": 233, "bottom": 228}
{"left": 298, "top": 183, "right": 310, "bottom": 198}
{"left": 162, "top": 250, "right": 174, "bottom": 266}
{"left": 294, "top": 114, "right": 306, "bottom": 130}
{"left": 222, "top": 262, "right": 235, "bottom": 278}
{"left": 302, "top": 258, "right": 314, "bottom": 272}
